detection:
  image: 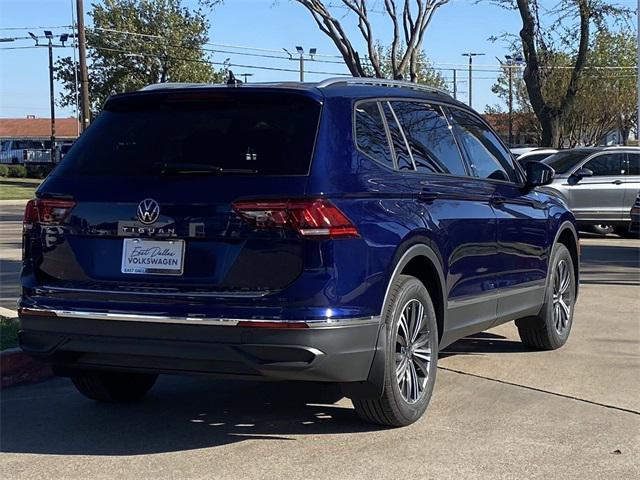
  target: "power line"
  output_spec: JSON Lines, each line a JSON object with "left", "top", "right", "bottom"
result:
{"left": 91, "top": 45, "right": 350, "bottom": 76}
{"left": 0, "top": 25, "right": 72, "bottom": 31}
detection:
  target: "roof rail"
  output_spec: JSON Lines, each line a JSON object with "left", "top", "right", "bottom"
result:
{"left": 316, "top": 77, "right": 451, "bottom": 97}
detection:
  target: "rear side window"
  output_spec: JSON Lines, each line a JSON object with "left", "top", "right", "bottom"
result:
{"left": 382, "top": 103, "right": 414, "bottom": 171}
{"left": 355, "top": 101, "right": 393, "bottom": 169}
{"left": 55, "top": 92, "right": 321, "bottom": 176}
{"left": 584, "top": 153, "right": 624, "bottom": 176}
{"left": 390, "top": 101, "right": 467, "bottom": 176}
{"left": 450, "top": 108, "right": 517, "bottom": 182}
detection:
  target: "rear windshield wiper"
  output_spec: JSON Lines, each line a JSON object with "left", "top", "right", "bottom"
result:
{"left": 153, "top": 162, "right": 258, "bottom": 175}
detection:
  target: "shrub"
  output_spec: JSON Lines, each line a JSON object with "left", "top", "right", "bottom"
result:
{"left": 0, "top": 165, "right": 8, "bottom": 177}
{"left": 7, "top": 165, "right": 27, "bottom": 178}
{"left": 26, "top": 164, "right": 54, "bottom": 179}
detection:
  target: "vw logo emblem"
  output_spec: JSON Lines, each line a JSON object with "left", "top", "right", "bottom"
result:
{"left": 137, "top": 198, "right": 160, "bottom": 225}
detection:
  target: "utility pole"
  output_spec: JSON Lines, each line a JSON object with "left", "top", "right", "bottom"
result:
{"left": 637, "top": 0, "right": 639, "bottom": 144}
{"left": 461, "top": 52, "right": 484, "bottom": 109}
{"left": 452, "top": 69, "right": 457, "bottom": 100}
{"left": 285, "top": 46, "right": 316, "bottom": 82}
{"left": 46, "top": 32, "right": 56, "bottom": 163}
{"left": 76, "top": 0, "right": 90, "bottom": 132}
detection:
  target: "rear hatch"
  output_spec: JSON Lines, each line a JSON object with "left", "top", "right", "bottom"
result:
{"left": 26, "top": 88, "right": 323, "bottom": 297}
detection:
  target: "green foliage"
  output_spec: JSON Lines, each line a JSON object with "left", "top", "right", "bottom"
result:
{"left": 489, "top": 28, "right": 637, "bottom": 146}
{"left": 0, "top": 165, "right": 8, "bottom": 177}
{"left": 0, "top": 317, "right": 19, "bottom": 351}
{"left": 7, "top": 165, "right": 27, "bottom": 178}
{"left": 56, "top": 0, "right": 228, "bottom": 116}
{"left": 365, "top": 43, "right": 448, "bottom": 90}
{"left": 26, "top": 165, "right": 55, "bottom": 179}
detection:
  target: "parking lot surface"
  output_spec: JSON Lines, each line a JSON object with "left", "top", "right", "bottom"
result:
{"left": 0, "top": 202, "right": 638, "bottom": 479}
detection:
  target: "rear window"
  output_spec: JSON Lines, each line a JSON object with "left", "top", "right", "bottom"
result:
{"left": 543, "top": 150, "right": 592, "bottom": 174}
{"left": 55, "top": 91, "right": 321, "bottom": 176}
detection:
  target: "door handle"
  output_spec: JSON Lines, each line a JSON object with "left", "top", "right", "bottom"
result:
{"left": 612, "top": 180, "right": 623, "bottom": 185}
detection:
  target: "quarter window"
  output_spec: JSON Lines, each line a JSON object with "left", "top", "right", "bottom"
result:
{"left": 626, "top": 153, "right": 639, "bottom": 175}
{"left": 390, "top": 101, "right": 467, "bottom": 176}
{"left": 382, "top": 103, "right": 414, "bottom": 171}
{"left": 450, "top": 108, "right": 517, "bottom": 182}
{"left": 583, "top": 154, "right": 624, "bottom": 176}
{"left": 355, "top": 102, "right": 394, "bottom": 169}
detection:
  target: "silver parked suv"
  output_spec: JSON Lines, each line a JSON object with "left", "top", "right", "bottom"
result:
{"left": 541, "top": 146, "right": 640, "bottom": 237}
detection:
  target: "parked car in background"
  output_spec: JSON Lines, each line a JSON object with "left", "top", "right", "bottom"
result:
{"left": 516, "top": 148, "right": 559, "bottom": 170}
{"left": 510, "top": 147, "right": 537, "bottom": 158}
{"left": 0, "top": 139, "right": 51, "bottom": 164}
{"left": 629, "top": 192, "right": 640, "bottom": 238}
{"left": 19, "top": 78, "right": 579, "bottom": 427}
{"left": 541, "top": 146, "right": 640, "bottom": 237}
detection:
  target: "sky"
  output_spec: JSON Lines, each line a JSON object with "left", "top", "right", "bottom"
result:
{"left": 0, "top": 0, "right": 619, "bottom": 120}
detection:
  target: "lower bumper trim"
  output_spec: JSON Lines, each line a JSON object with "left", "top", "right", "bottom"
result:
{"left": 18, "top": 308, "right": 380, "bottom": 329}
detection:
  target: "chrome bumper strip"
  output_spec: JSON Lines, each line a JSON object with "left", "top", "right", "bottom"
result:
{"left": 21, "top": 308, "right": 380, "bottom": 329}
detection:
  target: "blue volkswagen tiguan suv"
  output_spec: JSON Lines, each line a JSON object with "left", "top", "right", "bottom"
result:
{"left": 18, "top": 78, "right": 579, "bottom": 427}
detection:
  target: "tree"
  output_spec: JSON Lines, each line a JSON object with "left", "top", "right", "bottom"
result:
{"left": 490, "top": 0, "right": 631, "bottom": 147}
{"left": 369, "top": 42, "right": 448, "bottom": 88}
{"left": 292, "top": 1, "right": 450, "bottom": 82}
{"left": 56, "top": 0, "right": 226, "bottom": 116}
{"left": 489, "top": 28, "right": 637, "bottom": 146}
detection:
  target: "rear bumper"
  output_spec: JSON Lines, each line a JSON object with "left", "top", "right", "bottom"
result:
{"left": 18, "top": 310, "right": 381, "bottom": 383}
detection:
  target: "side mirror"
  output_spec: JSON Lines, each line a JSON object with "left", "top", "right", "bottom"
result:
{"left": 573, "top": 167, "right": 593, "bottom": 180}
{"left": 526, "top": 162, "right": 554, "bottom": 188}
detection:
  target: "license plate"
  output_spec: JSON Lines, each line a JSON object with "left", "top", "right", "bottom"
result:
{"left": 121, "top": 238, "right": 185, "bottom": 275}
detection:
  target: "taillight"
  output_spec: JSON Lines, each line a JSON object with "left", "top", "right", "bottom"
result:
{"left": 232, "top": 199, "right": 359, "bottom": 239}
{"left": 23, "top": 198, "right": 76, "bottom": 230}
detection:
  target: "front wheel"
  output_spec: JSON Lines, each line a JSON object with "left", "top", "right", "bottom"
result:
{"left": 352, "top": 275, "right": 438, "bottom": 427}
{"left": 516, "top": 243, "right": 576, "bottom": 350}
{"left": 71, "top": 370, "right": 158, "bottom": 402}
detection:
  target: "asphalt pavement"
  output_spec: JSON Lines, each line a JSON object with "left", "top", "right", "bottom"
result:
{"left": 0, "top": 201, "right": 639, "bottom": 479}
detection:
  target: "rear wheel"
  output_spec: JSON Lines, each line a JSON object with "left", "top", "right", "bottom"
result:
{"left": 71, "top": 370, "right": 158, "bottom": 402}
{"left": 516, "top": 243, "right": 576, "bottom": 350}
{"left": 352, "top": 275, "right": 438, "bottom": 427}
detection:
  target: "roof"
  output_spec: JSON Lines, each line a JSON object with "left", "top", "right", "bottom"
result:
{"left": 130, "top": 78, "right": 467, "bottom": 107}
{"left": 0, "top": 118, "right": 79, "bottom": 139}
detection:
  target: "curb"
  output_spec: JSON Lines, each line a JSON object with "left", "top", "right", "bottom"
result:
{"left": 1, "top": 347, "right": 53, "bottom": 388}
{"left": 0, "top": 199, "right": 29, "bottom": 206}
{"left": 0, "top": 306, "right": 18, "bottom": 318}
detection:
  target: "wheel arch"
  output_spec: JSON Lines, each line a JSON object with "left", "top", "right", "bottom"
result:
{"left": 552, "top": 220, "right": 580, "bottom": 298}
{"left": 381, "top": 241, "right": 447, "bottom": 343}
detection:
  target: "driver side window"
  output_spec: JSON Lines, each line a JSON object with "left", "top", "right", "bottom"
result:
{"left": 449, "top": 108, "right": 517, "bottom": 182}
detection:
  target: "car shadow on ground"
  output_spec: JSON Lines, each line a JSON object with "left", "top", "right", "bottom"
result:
{"left": 440, "top": 331, "right": 529, "bottom": 358}
{"left": 0, "top": 377, "right": 387, "bottom": 456}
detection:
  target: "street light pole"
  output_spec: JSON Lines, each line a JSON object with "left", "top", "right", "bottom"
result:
{"left": 76, "top": 0, "right": 90, "bottom": 132}
{"left": 461, "top": 52, "right": 484, "bottom": 109}
{"left": 286, "top": 46, "right": 316, "bottom": 82}
{"left": 46, "top": 34, "right": 56, "bottom": 163}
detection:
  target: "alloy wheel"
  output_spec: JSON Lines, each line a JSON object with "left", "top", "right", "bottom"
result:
{"left": 395, "top": 299, "right": 433, "bottom": 404}
{"left": 552, "top": 259, "right": 573, "bottom": 335}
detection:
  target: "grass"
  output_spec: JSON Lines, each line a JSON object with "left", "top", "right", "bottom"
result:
{"left": 1, "top": 316, "right": 19, "bottom": 351}
{"left": 0, "top": 178, "right": 41, "bottom": 200}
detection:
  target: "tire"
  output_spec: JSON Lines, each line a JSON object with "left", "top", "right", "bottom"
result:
{"left": 71, "top": 370, "right": 158, "bottom": 402}
{"left": 352, "top": 274, "right": 438, "bottom": 427}
{"left": 590, "top": 224, "right": 614, "bottom": 236}
{"left": 516, "top": 243, "right": 576, "bottom": 350}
